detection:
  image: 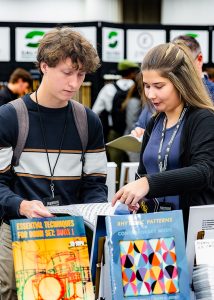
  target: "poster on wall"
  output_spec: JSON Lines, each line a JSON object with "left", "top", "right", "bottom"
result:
{"left": 170, "top": 30, "right": 209, "bottom": 63}
{"left": 127, "top": 29, "right": 166, "bottom": 63}
{"left": 73, "top": 26, "right": 97, "bottom": 50}
{"left": 0, "top": 27, "right": 10, "bottom": 62}
{"left": 102, "top": 27, "right": 124, "bottom": 62}
{"left": 15, "top": 27, "right": 52, "bottom": 62}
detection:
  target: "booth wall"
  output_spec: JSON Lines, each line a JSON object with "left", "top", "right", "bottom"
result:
{"left": 0, "top": 0, "right": 122, "bottom": 23}
{"left": 162, "top": 0, "right": 214, "bottom": 25}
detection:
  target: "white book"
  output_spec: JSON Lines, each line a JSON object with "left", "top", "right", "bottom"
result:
{"left": 47, "top": 202, "right": 130, "bottom": 231}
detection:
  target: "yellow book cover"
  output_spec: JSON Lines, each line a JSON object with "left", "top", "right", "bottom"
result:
{"left": 10, "top": 216, "right": 94, "bottom": 300}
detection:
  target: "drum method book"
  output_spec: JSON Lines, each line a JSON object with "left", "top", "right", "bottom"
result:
{"left": 10, "top": 216, "right": 94, "bottom": 300}
{"left": 105, "top": 210, "right": 190, "bottom": 300}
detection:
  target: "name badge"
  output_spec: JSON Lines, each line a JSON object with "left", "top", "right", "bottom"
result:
{"left": 158, "top": 201, "right": 174, "bottom": 211}
{"left": 42, "top": 195, "right": 62, "bottom": 207}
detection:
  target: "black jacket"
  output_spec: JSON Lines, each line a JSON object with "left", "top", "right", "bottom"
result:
{"left": 0, "top": 86, "right": 18, "bottom": 106}
{"left": 138, "top": 107, "right": 214, "bottom": 229}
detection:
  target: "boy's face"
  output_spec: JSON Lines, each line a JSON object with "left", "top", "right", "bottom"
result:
{"left": 41, "top": 58, "right": 86, "bottom": 102}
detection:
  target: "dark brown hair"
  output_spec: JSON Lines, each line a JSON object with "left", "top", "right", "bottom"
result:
{"left": 9, "top": 68, "right": 32, "bottom": 86}
{"left": 36, "top": 27, "right": 100, "bottom": 73}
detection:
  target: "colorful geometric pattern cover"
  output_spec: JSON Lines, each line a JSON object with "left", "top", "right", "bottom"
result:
{"left": 120, "top": 237, "right": 179, "bottom": 296}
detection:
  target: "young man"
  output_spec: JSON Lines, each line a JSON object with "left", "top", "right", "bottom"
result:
{"left": 0, "top": 68, "right": 32, "bottom": 106}
{"left": 0, "top": 27, "right": 107, "bottom": 300}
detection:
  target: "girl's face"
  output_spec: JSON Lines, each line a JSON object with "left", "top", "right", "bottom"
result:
{"left": 143, "top": 70, "right": 182, "bottom": 114}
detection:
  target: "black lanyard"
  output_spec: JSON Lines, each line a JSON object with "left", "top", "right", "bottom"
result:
{"left": 35, "top": 90, "right": 69, "bottom": 198}
{"left": 158, "top": 107, "right": 187, "bottom": 173}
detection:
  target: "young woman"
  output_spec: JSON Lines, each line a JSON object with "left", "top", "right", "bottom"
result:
{"left": 112, "top": 41, "right": 214, "bottom": 229}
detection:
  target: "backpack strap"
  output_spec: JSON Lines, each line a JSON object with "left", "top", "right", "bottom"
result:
{"left": 70, "top": 100, "right": 88, "bottom": 167}
{"left": 113, "top": 82, "right": 123, "bottom": 92}
{"left": 9, "top": 98, "right": 29, "bottom": 167}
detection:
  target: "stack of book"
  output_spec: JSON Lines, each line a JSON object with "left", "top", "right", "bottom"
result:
{"left": 193, "top": 265, "right": 214, "bottom": 299}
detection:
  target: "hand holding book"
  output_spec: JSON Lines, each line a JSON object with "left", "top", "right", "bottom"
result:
{"left": 112, "top": 176, "right": 149, "bottom": 207}
{"left": 47, "top": 202, "right": 130, "bottom": 230}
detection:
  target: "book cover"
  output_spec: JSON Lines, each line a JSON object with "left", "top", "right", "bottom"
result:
{"left": 105, "top": 210, "right": 190, "bottom": 300}
{"left": 106, "top": 134, "right": 143, "bottom": 153}
{"left": 10, "top": 216, "right": 94, "bottom": 300}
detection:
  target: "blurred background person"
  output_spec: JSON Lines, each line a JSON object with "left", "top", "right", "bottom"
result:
{"left": 92, "top": 59, "right": 139, "bottom": 142}
{"left": 123, "top": 80, "right": 142, "bottom": 162}
{"left": 0, "top": 68, "right": 32, "bottom": 106}
{"left": 93, "top": 59, "right": 139, "bottom": 180}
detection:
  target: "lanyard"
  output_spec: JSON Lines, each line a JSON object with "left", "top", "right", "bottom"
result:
{"left": 158, "top": 107, "right": 187, "bottom": 173}
{"left": 35, "top": 90, "right": 69, "bottom": 198}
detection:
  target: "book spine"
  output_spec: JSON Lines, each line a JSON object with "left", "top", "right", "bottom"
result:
{"left": 105, "top": 216, "right": 117, "bottom": 299}
{"left": 9, "top": 220, "right": 16, "bottom": 241}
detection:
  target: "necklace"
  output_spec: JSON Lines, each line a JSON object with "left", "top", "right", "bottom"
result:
{"left": 35, "top": 90, "right": 69, "bottom": 198}
{"left": 158, "top": 107, "right": 187, "bottom": 173}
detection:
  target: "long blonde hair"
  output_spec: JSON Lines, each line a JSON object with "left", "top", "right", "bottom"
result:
{"left": 141, "top": 41, "right": 214, "bottom": 111}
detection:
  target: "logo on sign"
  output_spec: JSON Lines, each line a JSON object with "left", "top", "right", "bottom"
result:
{"left": 108, "top": 31, "right": 118, "bottom": 48}
{"left": 25, "top": 30, "right": 45, "bottom": 48}
{"left": 137, "top": 32, "right": 153, "bottom": 49}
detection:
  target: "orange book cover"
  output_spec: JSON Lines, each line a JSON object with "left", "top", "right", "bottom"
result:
{"left": 10, "top": 216, "right": 94, "bottom": 300}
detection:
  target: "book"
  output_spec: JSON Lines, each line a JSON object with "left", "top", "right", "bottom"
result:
{"left": 105, "top": 210, "right": 190, "bottom": 300}
{"left": 90, "top": 215, "right": 108, "bottom": 285}
{"left": 94, "top": 236, "right": 106, "bottom": 299}
{"left": 10, "top": 216, "right": 94, "bottom": 300}
{"left": 186, "top": 204, "right": 214, "bottom": 287}
{"left": 106, "top": 134, "right": 143, "bottom": 153}
{"left": 47, "top": 202, "right": 130, "bottom": 231}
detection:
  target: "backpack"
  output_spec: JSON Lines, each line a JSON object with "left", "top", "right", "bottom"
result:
{"left": 9, "top": 98, "right": 88, "bottom": 167}
{"left": 111, "top": 83, "right": 128, "bottom": 135}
